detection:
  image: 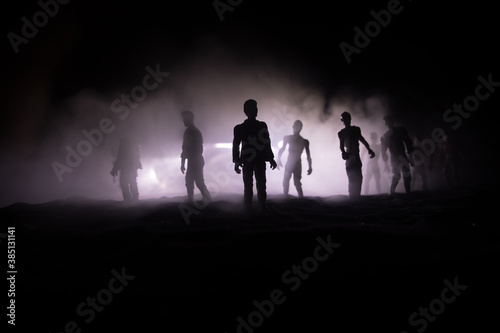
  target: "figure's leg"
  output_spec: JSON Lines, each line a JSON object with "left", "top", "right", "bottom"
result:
{"left": 402, "top": 163, "right": 412, "bottom": 194}
{"left": 345, "top": 165, "right": 351, "bottom": 196}
{"left": 185, "top": 163, "right": 195, "bottom": 202}
{"left": 346, "top": 157, "right": 362, "bottom": 199}
{"left": 390, "top": 161, "right": 400, "bottom": 195}
{"left": 242, "top": 164, "right": 254, "bottom": 205}
{"left": 364, "top": 171, "right": 372, "bottom": 195}
{"left": 355, "top": 166, "right": 363, "bottom": 198}
{"left": 294, "top": 173, "right": 303, "bottom": 198}
{"left": 349, "top": 166, "right": 362, "bottom": 199}
{"left": 194, "top": 157, "right": 211, "bottom": 202}
{"left": 130, "top": 177, "right": 139, "bottom": 200}
{"left": 374, "top": 169, "right": 381, "bottom": 194}
{"left": 411, "top": 168, "right": 418, "bottom": 191}
{"left": 346, "top": 167, "right": 356, "bottom": 198}
{"left": 121, "top": 186, "right": 132, "bottom": 201}
{"left": 346, "top": 168, "right": 355, "bottom": 198}
{"left": 293, "top": 162, "right": 303, "bottom": 198}
{"left": 282, "top": 167, "right": 292, "bottom": 196}
{"left": 403, "top": 178, "right": 411, "bottom": 193}
{"left": 119, "top": 174, "right": 132, "bottom": 201}
{"left": 255, "top": 161, "right": 267, "bottom": 206}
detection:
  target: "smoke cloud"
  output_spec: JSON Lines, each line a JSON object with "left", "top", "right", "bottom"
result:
{"left": 0, "top": 34, "right": 461, "bottom": 206}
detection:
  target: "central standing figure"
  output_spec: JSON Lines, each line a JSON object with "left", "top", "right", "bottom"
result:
{"left": 233, "top": 99, "right": 277, "bottom": 209}
{"left": 338, "top": 111, "right": 375, "bottom": 199}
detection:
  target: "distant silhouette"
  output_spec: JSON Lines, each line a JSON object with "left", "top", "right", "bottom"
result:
{"left": 277, "top": 120, "right": 312, "bottom": 198}
{"left": 338, "top": 112, "right": 375, "bottom": 199}
{"left": 233, "top": 99, "right": 277, "bottom": 209}
{"left": 437, "top": 132, "right": 464, "bottom": 188}
{"left": 363, "top": 132, "right": 382, "bottom": 194}
{"left": 180, "top": 111, "right": 211, "bottom": 203}
{"left": 110, "top": 133, "right": 142, "bottom": 201}
{"left": 380, "top": 115, "right": 414, "bottom": 194}
{"left": 411, "top": 135, "right": 430, "bottom": 191}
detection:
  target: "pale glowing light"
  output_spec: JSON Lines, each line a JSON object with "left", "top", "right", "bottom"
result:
{"left": 137, "top": 156, "right": 184, "bottom": 198}
{"left": 149, "top": 169, "right": 158, "bottom": 183}
{"left": 214, "top": 143, "right": 232, "bottom": 149}
{"left": 277, "top": 140, "right": 283, "bottom": 148}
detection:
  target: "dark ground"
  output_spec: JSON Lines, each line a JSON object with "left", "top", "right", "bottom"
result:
{"left": 1, "top": 188, "right": 499, "bottom": 332}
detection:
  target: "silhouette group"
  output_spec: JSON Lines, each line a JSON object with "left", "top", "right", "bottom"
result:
{"left": 110, "top": 99, "right": 450, "bottom": 205}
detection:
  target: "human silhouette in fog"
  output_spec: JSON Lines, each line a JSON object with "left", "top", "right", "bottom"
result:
{"left": 380, "top": 115, "right": 414, "bottom": 194}
{"left": 180, "top": 111, "right": 211, "bottom": 203}
{"left": 277, "top": 120, "right": 312, "bottom": 198}
{"left": 233, "top": 99, "right": 277, "bottom": 209}
{"left": 363, "top": 132, "right": 382, "bottom": 194}
{"left": 110, "top": 132, "right": 142, "bottom": 201}
{"left": 437, "top": 132, "right": 464, "bottom": 188}
{"left": 338, "top": 112, "right": 375, "bottom": 199}
{"left": 411, "top": 135, "right": 430, "bottom": 191}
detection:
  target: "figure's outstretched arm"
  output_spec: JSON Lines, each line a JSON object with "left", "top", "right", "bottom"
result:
{"left": 111, "top": 144, "right": 122, "bottom": 176}
{"left": 111, "top": 156, "right": 118, "bottom": 176}
{"left": 261, "top": 123, "right": 275, "bottom": 162}
{"left": 259, "top": 123, "right": 277, "bottom": 170}
{"left": 402, "top": 128, "right": 415, "bottom": 165}
{"left": 402, "top": 128, "right": 414, "bottom": 154}
{"left": 277, "top": 137, "right": 288, "bottom": 168}
{"left": 180, "top": 157, "right": 186, "bottom": 174}
{"left": 305, "top": 140, "right": 312, "bottom": 175}
{"left": 180, "top": 134, "right": 187, "bottom": 174}
{"left": 339, "top": 136, "right": 349, "bottom": 160}
{"left": 360, "top": 134, "right": 375, "bottom": 158}
{"left": 232, "top": 127, "right": 243, "bottom": 174}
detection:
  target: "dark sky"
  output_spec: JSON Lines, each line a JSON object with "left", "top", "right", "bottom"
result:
{"left": 0, "top": 0, "right": 498, "bottom": 202}
{"left": 2, "top": 0, "right": 498, "bottom": 100}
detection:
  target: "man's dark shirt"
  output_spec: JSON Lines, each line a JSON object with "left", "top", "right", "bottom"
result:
{"left": 381, "top": 126, "right": 413, "bottom": 158}
{"left": 233, "top": 119, "right": 274, "bottom": 164}
{"left": 182, "top": 126, "right": 203, "bottom": 160}
{"left": 338, "top": 126, "right": 362, "bottom": 155}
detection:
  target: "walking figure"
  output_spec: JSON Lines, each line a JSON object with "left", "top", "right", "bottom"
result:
{"left": 438, "top": 132, "right": 463, "bottom": 188}
{"left": 277, "top": 120, "right": 312, "bottom": 198}
{"left": 232, "top": 99, "right": 277, "bottom": 209}
{"left": 380, "top": 115, "right": 414, "bottom": 194}
{"left": 180, "top": 111, "right": 211, "bottom": 203}
{"left": 411, "top": 135, "right": 430, "bottom": 191}
{"left": 338, "top": 111, "right": 375, "bottom": 199}
{"left": 110, "top": 133, "right": 142, "bottom": 201}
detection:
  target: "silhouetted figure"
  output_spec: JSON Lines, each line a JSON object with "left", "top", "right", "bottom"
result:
{"left": 180, "top": 111, "right": 211, "bottom": 203}
{"left": 110, "top": 134, "right": 142, "bottom": 201}
{"left": 363, "top": 132, "right": 382, "bottom": 194}
{"left": 380, "top": 115, "right": 414, "bottom": 194}
{"left": 233, "top": 99, "right": 277, "bottom": 209}
{"left": 438, "top": 132, "right": 464, "bottom": 188}
{"left": 411, "top": 135, "right": 430, "bottom": 191}
{"left": 277, "top": 120, "right": 312, "bottom": 198}
{"left": 338, "top": 112, "right": 375, "bottom": 199}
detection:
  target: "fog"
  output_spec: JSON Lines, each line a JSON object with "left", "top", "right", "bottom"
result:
{"left": 1, "top": 36, "right": 454, "bottom": 206}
